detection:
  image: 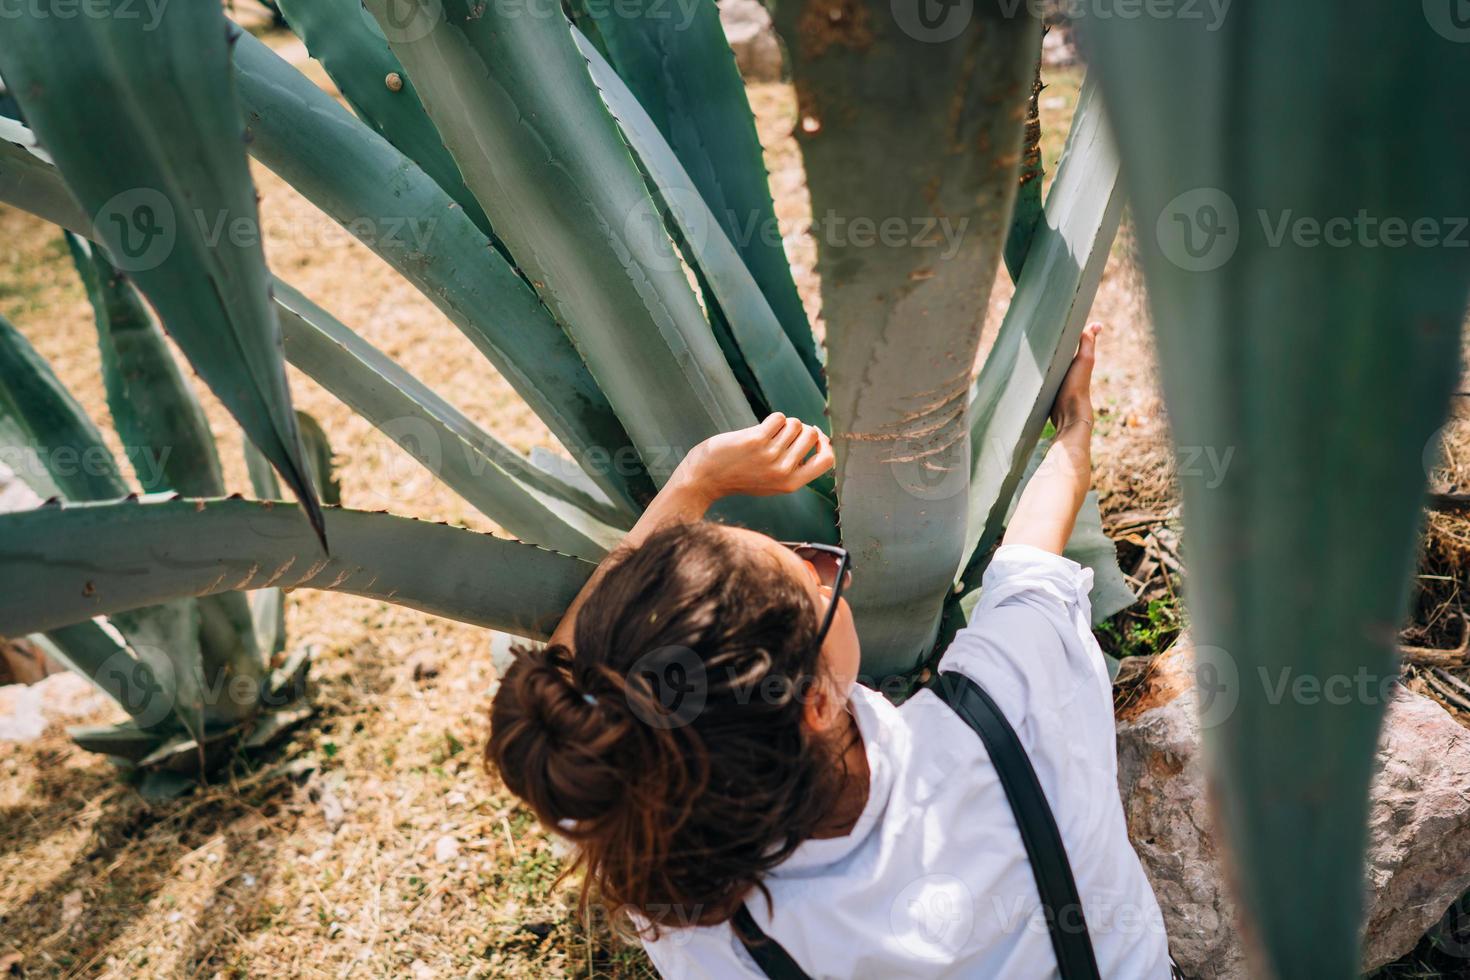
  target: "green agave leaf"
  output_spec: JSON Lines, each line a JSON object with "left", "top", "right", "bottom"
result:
{"left": 66, "top": 719, "right": 170, "bottom": 765}
{"left": 360, "top": 0, "right": 747, "bottom": 451}
{"left": 767, "top": 0, "right": 1040, "bottom": 676}
{"left": 269, "top": 0, "right": 495, "bottom": 241}
{"left": 1083, "top": 6, "right": 1470, "bottom": 974}
{"left": 0, "top": 4, "right": 324, "bottom": 542}
{"left": 1003, "top": 50, "right": 1046, "bottom": 281}
{"left": 64, "top": 232, "right": 224, "bottom": 496}
{"left": 65, "top": 231, "right": 269, "bottom": 726}
{"left": 230, "top": 31, "right": 650, "bottom": 515}
{"left": 0, "top": 497, "right": 595, "bottom": 643}
{"left": 273, "top": 279, "right": 624, "bottom": 559}
{"left": 30, "top": 624, "right": 144, "bottom": 718}
{"left": 959, "top": 77, "right": 1123, "bottom": 592}
{"left": 0, "top": 313, "right": 219, "bottom": 739}
{"left": 575, "top": 32, "right": 827, "bottom": 430}
{"left": 0, "top": 117, "right": 85, "bottom": 240}
{"left": 0, "top": 312, "right": 128, "bottom": 501}
{"left": 243, "top": 439, "right": 288, "bottom": 661}
{"left": 294, "top": 410, "right": 341, "bottom": 507}
{"left": 585, "top": 0, "right": 823, "bottom": 386}
{"left": 365, "top": 0, "right": 832, "bottom": 541}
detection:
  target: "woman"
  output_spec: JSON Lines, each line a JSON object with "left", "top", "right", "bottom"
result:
{"left": 490, "top": 324, "right": 1170, "bottom": 977}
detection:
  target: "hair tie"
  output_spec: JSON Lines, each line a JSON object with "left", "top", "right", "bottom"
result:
{"left": 582, "top": 692, "right": 598, "bottom": 706}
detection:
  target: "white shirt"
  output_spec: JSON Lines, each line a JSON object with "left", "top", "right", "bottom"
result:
{"left": 641, "top": 545, "right": 1170, "bottom": 979}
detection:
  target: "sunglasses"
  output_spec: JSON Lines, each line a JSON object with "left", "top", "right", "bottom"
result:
{"left": 779, "top": 542, "right": 853, "bottom": 649}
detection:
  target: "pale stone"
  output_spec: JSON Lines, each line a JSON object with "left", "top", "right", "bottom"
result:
{"left": 1116, "top": 638, "right": 1470, "bottom": 976}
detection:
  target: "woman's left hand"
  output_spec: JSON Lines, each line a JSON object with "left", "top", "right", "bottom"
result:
{"left": 675, "top": 413, "right": 835, "bottom": 501}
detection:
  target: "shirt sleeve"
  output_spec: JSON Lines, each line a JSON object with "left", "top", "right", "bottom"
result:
{"left": 939, "top": 543, "right": 1112, "bottom": 726}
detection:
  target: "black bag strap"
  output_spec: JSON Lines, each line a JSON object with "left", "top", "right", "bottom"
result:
{"left": 731, "top": 672, "right": 1102, "bottom": 980}
{"left": 732, "top": 904, "right": 811, "bottom": 980}
{"left": 937, "top": 670, "right": 1102, "bottom": 980}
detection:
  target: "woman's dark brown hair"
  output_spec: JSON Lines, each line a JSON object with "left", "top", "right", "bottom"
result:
{"left": 488, "top": 520, "right": 851, "bottom": 937}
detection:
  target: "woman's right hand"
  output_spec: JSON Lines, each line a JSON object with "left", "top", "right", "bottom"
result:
{"left": 675, "top": 413, "right": 834, "bottom": 500}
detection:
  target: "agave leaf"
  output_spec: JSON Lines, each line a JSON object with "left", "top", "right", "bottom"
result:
{"left": 273, "top": 279, "right": 623, "bottom": 558}
{"left": 585, "top": 0, "right": 823, "bottom": 386}
{"left": 0, "top": 117, "right": 85, "bottom": 239}
{"left": 65, "top": 231, "right": 268, "bottom": 725}
{"left": 64, "top": 232, "right": 225, "bottom": 496}
{"left": 1083, "top": 6, "right": 1470, "bottom": 974}
{"left": 230, "top": 32, "right": 650, "bottom": 514}
{"left": 959, "top": 78, "right": 1123, "bottom": 592}
{"left": 0, "top": 313, "right": 214, "bottom": 738}
{"left": 767, "top": 0, "right": 1040, "bottom": 675}
{"left": 243, "top": 440, "right": 288, "bottom": 661}
{"left": 0, "top": 497, "right": 594, "bottom": 643}
{"left": 66, "top": 719, "right": 170, "bottom": 765}
{"left": 575, "top": 32, "right": 827, "bottom": 429}
{"left": 357, "top": 7, "right": 736, "bottom": 457}
{"left": 30, "top": 624, "right": 146, "bottom": 717}
{"left": 268, "top": 0, "right": 495, "bottom": 240}
{"left": 294, "top": 411, "right": 341, "bottom": 507}
{"left": 0, "top": 5, "right": 324, "bottom": 541}
{"left": 0, "top": 312, "right": 129, "bottom": 501}
{"left": 1003, "top": 49, "right": 1046, "bottom": 281}
{"left": 365, "top": 0, "right": 833, "bottom": 540}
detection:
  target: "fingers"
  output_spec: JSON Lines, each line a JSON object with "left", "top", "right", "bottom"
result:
{"left": 756, "top": 412, "right": 787, "bottom": 438}
{"left": 788, "top": 429, "right": 835, "bottom": 487}
{"left": 778, "top": 422, "right": 822, "bottom": 472}
{"left": 771, "top": 415, "right": 805, "bottom": 454}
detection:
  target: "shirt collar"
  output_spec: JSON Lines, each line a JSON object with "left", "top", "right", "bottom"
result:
{"left": 771, "top": 683, "right": 897, "bottom": 875}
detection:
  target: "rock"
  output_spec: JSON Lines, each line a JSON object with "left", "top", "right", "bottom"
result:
{"left": 1116, "top": 638, "right": 1470, "bottom": 976}
{"left": 720, "top": 0, "right": 783, "bottom": 83}
{"left": 0, "top": 672, "right": 115, "bottom": 743}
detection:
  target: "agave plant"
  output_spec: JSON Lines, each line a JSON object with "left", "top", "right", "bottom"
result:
{"left": 0, "top": 230, "right": 338, "bottom": 792}
{"left": 0, "top": 0, "right": 1129, "bottom": 705}
{"left": 2, "top": 0, "right": 1466, "bottom": 975}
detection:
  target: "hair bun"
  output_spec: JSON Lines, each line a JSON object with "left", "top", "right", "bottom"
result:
{"left": 489, "top": 644, "right": 629, "bottom": 824}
